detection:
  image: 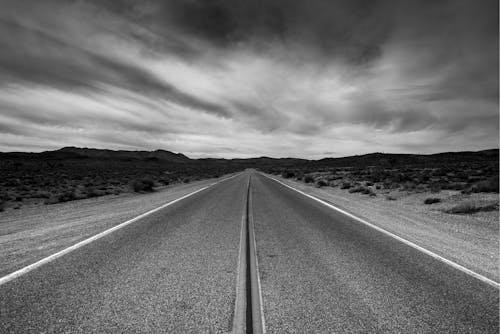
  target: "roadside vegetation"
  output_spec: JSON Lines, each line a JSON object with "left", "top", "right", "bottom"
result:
{"left": 267, "top": 151, "right": 499, "bottom": 215}
{"left": 424, "top": 197, "right": 441, "bottom": 205}
{"left": 1, "top": 148, "right": 497, "bottom": 213}
{"left": 0, "top": 155, "right": 241, "bottom": 210}
{"left": 445, "top": 201, "right": 499, "bottom": 214}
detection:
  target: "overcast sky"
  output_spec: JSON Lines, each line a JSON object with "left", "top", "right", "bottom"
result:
{"left": 0, "top": 0, "right": 498, "bottom": 158}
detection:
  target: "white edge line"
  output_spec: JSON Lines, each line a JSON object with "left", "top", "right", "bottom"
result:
{"left": 0, "top": 173, "right": 241, "bottom": 287}
{"left": 262, "top": 173, "right": 500, "bottom": 289}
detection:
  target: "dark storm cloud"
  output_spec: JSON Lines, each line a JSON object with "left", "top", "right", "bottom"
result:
{"left": 0, "top": 0, "right": 497, "bottom": 156}
{"left": 97, "top": 0, "right": 392, "bottom": 64}
{"left": 0, "top": 15, "right": 230, "bottom": 118}
{"left": 109, "top": 0, "right": 498, "bottom": 136}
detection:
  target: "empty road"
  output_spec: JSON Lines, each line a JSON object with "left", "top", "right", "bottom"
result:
{"left": 1, "top": 171, "right": 498, "bottom": 333}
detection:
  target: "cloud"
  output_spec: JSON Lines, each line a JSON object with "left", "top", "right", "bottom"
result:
{"left": 0, "top": 0, "right": 497, "bottom": 158}
{"left": 0, "top": 6, "right": 231, "bottom": 118}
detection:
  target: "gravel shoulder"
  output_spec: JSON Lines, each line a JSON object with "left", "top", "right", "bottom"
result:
{"left": 0, "top": 174, "right": 236, "bottom": 277}
{"left": 269, "top": 174, "right": 499, "bottom": 282}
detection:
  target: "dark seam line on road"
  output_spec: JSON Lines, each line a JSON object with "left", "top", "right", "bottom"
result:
{"left": 245, "top": 177, "right": 253, "bottom": 334}
{"left": 247, "top": 175, "right": 265, "bottom": 334}
{"left": 233, "top": 174, "right": 265, "bottom": 334}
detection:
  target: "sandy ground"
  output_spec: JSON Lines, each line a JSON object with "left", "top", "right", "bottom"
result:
{"left": 272, "top": 175, "right": 499, "bottom": 282}
{"left": 0, "top": 175, "right": 235, "bottom": 277}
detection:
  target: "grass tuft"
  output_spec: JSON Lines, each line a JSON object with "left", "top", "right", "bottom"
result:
{"left": 424, "top": 197, "right": 441, "bottom": 205}
{"left": 316, "top": 179, "right": 328, "bottom": 188}
{"left": 131, "top": 178, "right": 155, "bottom": 192}
{"left": 445, "top": 201, "right": 498, "bottom": 214}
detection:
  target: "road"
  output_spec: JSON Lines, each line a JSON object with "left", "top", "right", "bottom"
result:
{"left": 0, "top": 171, "right": 498, "bottom": 333}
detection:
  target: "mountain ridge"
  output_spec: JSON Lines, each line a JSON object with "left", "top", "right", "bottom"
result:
{"left": 0, "top": 147, "right": 497, "bottom": 167}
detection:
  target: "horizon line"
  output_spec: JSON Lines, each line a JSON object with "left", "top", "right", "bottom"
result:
{"left": 1, "top": 146, "right": 498, "bottom": 161}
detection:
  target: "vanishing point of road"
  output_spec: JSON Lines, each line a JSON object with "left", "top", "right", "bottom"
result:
{"left": 0, "top": 171, "right": 498, "bottom": 333}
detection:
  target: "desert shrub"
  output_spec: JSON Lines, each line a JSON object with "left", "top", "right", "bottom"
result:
{"left": 365, "top": 181, "right": 374, "bottom": 186}
{"left": 0, "top": 200, "right": 5, "bottom": 212}
{"left": 304, "top": 175, "right": 314, "bottom": 183}
{"left": 375, "top": 184, "right": 382, "bottom": 190}
{"left": 470, "top": 176, "right": 499, "bottom": 193}
{"left": 14, "top": 196, "right": 22, "bottom": 202}
{"left": 316, "top": 179, "right": 328, "bottom": 188}
{"left": 424, "top": 197, "right": 441, "bottom": 205}
{"left": 443, "top": 182, "right": 467, "bottom": 191}
{"left": 44, "top": 196, "right": 58, "bottom": 205}
{"left": 131, "top": 178, "right": 155, "bottom": 192}
{"left": 480, "top": 202, "right": 500, "bottom": 212}
{"left": 383, "top": 180, "right": 400, "bottom": 189}
{"left": 34, "top": 191, "right": 50, "bottom": 199}
{"left": 340, "top": 181, "right": 352, "bottom": 189}
{"left": 362, "top": 187, "right": 375, "bottom": 195}
{"left": 57, "top": 190, "right": 76, "bottom": 202}
{"left": 403, "top": 181, "right": 416, "bottom": 191}
{"left": 348, "top": 185, "right": 375, "bottom": 196}
{"left": 282, "top": 171, "right": 295, "bottom": 179}
{"left": 183, "top": 178, "right": 190, "bottom": 183}
{"left": 429, "top": 183, "right": 441, "bottom": 193}
{"left": 327, "top": 174, "right": 343, "bottom": 181}
{"left": 159, "top": 179, "right": 170, "bottom": 186}
{"left": 445, "top": 201, "right": 498, "bottom": 214}
{"left": 415, "top": 184, "right": 427, "bottom": 193}
{"left": 85, "top": 186, "right": 101, "bottom": 198}
{"left": 349, "top": 185, "right": 372, "bottom": 194}
{"left": 385, "top": 195, "right": 397, "bottom": 201}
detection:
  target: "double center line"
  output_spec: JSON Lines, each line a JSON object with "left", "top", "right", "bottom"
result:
{"left": 233, "top": 176, "right": 266, "bottom": 334}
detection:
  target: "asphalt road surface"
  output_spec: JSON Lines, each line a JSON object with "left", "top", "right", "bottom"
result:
{"left": 251, "top": 173, "right": 498, "bottom": 333}
{"left": 1, "top": 171, "right": 498, "bottom": 333}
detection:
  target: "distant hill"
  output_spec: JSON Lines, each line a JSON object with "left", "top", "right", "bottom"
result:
{"left": 57, "top": 147, "right": 191, "bottom": 163}
{"left": 315, "top": 149, "right": 499, "bottom": 168}
{"left": 0, "top": 147, "right": 191, "bottom": 163}
{"left": 0, "top": 147, "right": 497, "bottom": 168}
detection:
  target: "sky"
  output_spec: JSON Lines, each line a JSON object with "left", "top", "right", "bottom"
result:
{"left": 0, "top": 0, "right": 498, "bottom": 158}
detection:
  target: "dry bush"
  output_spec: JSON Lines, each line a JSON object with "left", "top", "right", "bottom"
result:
{"left": 349, "top": 185, "right": 374, "bottom": 195}
{"left": 84, "top": 186, "right": 102, "bottom": 198}
{"left": 429, "top": 183, "right": 442, "bottom": 193}
{"left": 316, "top": 179, "right": 328, "bottom": 188}
{"left": 424, "top": 197, "right": 441, "bottom": 205}
{"left": 304, "top": 175, "right": 314, "bottom": 183}
{"left": 445, "top": 201, "right": 498, "bottom": 214}
{"left": 340, "top": 181, "right": 352, "bottom": 189}
{"left": 57, "top": 190, "right": 76, "bottom": 203}
{"left": 470, "top": 176, "right": 499, "bottom": 193}
{"left": 131, "top": 178, "right": 155, "bottom": 192}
